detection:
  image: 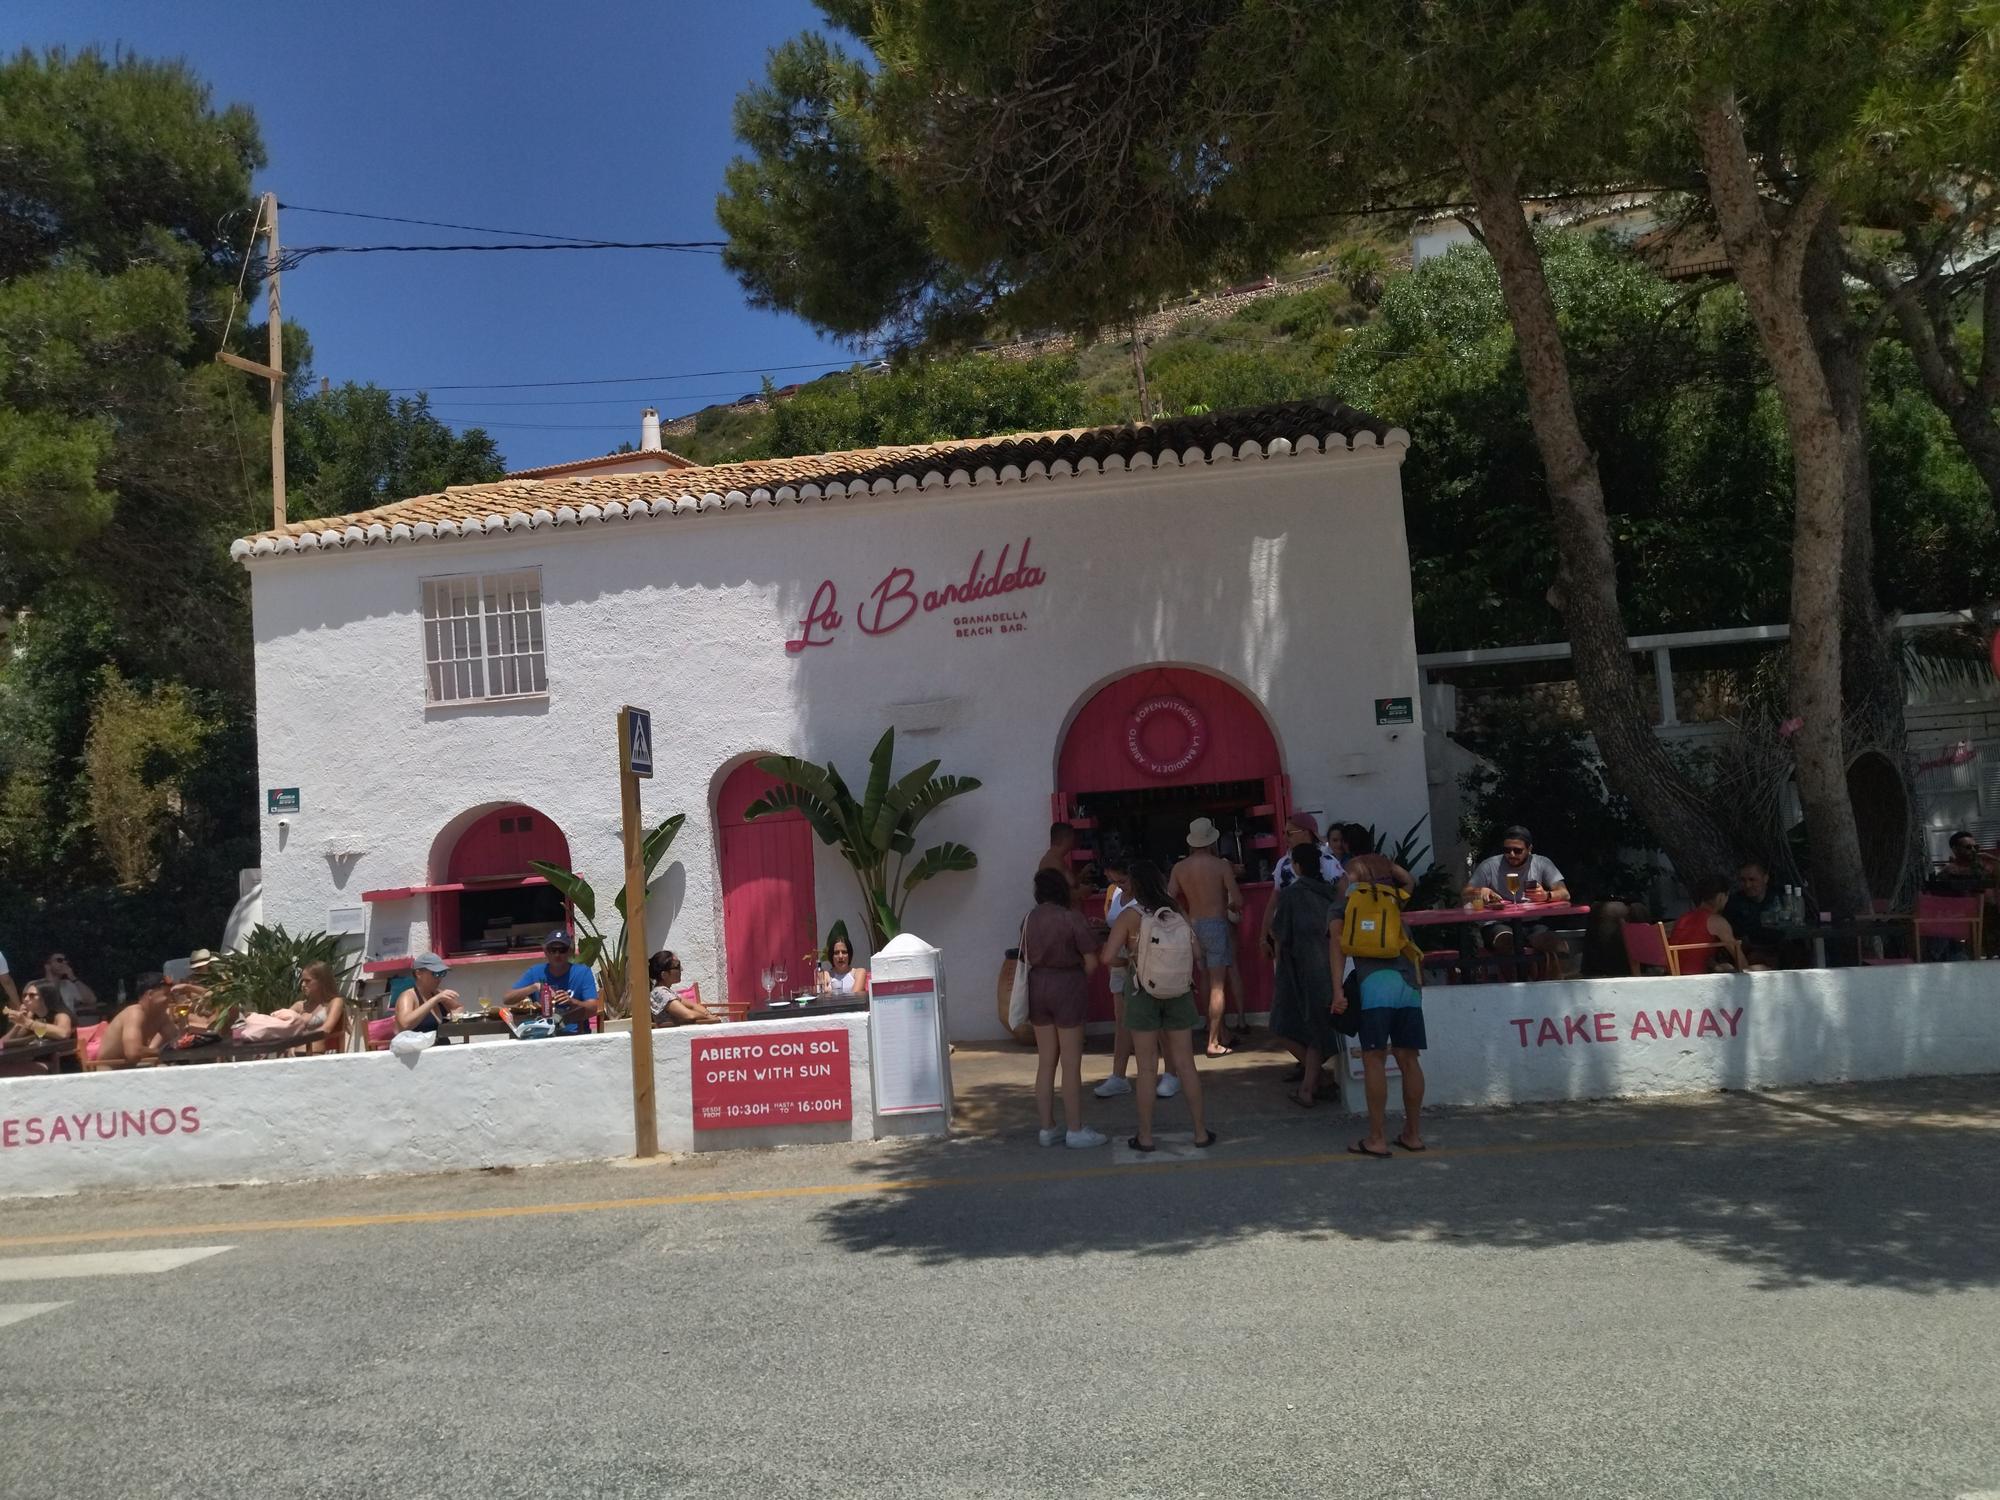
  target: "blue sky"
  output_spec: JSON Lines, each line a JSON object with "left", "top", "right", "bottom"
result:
{"left": 8, "top": 0, "right": 856, "bottom": 470}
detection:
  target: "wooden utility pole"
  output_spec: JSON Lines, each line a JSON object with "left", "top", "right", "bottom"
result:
{"left": 217, "top": 191, "right": 287, "bottom": 527}
{"left": 617, "top": 705, "right": 660, "bottom": 1158}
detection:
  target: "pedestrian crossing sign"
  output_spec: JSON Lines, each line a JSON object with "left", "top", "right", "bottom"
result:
{"left": 625, "top": 707, "right": 653, "bottom": 778}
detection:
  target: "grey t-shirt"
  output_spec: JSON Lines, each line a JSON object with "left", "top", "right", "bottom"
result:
{"left": 1468, "top": 853, "right": 1565, "bottom": 898}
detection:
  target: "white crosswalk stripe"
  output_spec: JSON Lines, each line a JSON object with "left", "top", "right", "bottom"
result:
{"left": 0, "top": 1301, "right": 70, "bottom": 1328}
{"left": 0, "top": 1245, "right": 233, "bottom": 1282}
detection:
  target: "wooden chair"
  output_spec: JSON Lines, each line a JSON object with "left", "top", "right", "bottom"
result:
{"left": 1622, "top": 921, "right": 1713, "bottom": 977}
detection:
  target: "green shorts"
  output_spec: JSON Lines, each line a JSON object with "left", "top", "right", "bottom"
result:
{"left": 1125, "top": 988, "right": 1198, "bottom": 1032}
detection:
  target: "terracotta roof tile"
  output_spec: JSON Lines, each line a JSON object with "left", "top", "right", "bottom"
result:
{"left": 233, "top": 397, "right": 1404, "bottom": 561}
{"left": 503, "top": 448, "right": 694, "bottom": 479}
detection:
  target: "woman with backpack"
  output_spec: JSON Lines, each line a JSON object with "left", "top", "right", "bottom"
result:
{"left": 1022, "top": 866, "right": 1108, "bottom": 1148}
{"left": 1267, "top": 840, "right": 1343, "bottom": 1106}
{"left": 1099, "top": 860, "right": 1217, "bottom": 1153}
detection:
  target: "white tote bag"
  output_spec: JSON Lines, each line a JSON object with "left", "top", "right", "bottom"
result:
{"left": 1007, "top": 917, "right": 1032, "bottom": 1030}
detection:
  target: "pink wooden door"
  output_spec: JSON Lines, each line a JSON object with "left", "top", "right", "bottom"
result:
{"left": 717, "top": 761, "right": 818, "bottom": 1018}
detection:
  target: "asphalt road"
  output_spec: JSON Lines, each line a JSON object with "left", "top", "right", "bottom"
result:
{"left": 2, "top": 1075, "right": 1996, "bottom": 1500}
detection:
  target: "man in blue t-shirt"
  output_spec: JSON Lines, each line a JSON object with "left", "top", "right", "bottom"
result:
{"left": 504, "top": 930, "right": 601, "bottom": 1035}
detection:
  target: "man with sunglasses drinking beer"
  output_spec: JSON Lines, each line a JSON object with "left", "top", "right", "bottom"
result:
{"left": 503, "top": 930, "right": 602, "bottom": 1035}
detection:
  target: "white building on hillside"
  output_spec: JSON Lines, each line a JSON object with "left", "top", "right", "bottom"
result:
{"left": 231, "top": 398, "right": 1427, "bottom": 1039}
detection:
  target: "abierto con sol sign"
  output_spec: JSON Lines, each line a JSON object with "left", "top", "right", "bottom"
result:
{"left": 689, "top": 1029, "right": 853, "bottom": 1130}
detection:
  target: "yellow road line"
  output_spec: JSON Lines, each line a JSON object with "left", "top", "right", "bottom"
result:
{"left": 0, "top": 1134, "right": 1666, "bottom": 1251}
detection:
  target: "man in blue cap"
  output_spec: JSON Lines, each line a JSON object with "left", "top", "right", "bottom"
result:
{"left": 503, "top": 930, "right": 601, "bottom": 1035}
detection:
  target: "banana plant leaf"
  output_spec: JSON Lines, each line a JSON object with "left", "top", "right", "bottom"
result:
{"left": 613, "top": 813, "right": 687, "bottom": 920}
{"left": 743, "top": 780, "right": 847, "bottom": 849}
{"left": 860, "top": 729, "right": 896, "bottom": 850}
{"left": 903, "top": 841, "right": 978, "bottom": 891}
{"left": 530, "top": 861, "right": 596, "bottom": 923}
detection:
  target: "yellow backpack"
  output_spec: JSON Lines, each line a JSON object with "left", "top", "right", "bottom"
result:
{"left": 1342, "top": 880, "right": 1410, "bottom": 960}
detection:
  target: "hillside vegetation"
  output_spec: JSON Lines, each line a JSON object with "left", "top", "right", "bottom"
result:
{"left": 668, "top": 233, "right": 1994, "bottom": 659}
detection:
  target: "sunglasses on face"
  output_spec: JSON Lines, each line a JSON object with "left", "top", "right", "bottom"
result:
{"left": 546, "top": 947, "right": 570, "bottom": 957}
{"left": 1503, "top": 845, "right": 1528, "bottom": 857}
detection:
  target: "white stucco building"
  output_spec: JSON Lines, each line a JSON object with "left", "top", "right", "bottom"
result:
{"left": 232, "top": 398, "right": 1426, "bottom": 1040}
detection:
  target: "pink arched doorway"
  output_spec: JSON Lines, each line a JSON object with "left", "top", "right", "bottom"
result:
{"left": 432, "top": 803, "right": 572, "bottom": 959}
{"left": 716, "top": 761, "right": 819, "bottom": 1018}
{"left": 1055, "top": 667, "right": 1289, "bottom": 1021}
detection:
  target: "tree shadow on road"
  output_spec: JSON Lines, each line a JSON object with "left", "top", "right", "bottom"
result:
{"left": 816, "top": 1073, "right": 2000, "bottom": 1294}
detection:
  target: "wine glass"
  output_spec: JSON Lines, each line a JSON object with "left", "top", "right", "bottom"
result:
{"left": 760, "top": 966, "right": 778, "bottom": 1006}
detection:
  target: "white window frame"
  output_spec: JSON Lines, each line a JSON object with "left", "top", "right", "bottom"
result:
{"left": 421, "top": 568, "right": 548, "bottom": 706}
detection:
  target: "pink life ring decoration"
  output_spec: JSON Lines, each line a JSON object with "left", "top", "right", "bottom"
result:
{"left": 1125, "top": 696, "right": 1209, "bottom": 778}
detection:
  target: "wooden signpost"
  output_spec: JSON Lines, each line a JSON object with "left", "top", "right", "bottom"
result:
{"left": 618, "top": 706, "right": 658, "bottom": 1158}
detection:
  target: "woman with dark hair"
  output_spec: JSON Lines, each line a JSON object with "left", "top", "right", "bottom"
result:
{"left": 1099, "top": 859, "right": 1216, "bottom": 1152}
{"left": 649, "top": 950, "right": 720, "bottom": 1025}
{"left": 819, "top": 934, "right": 870, "bottom": 999}
{"left": 1022, "top": 865, "right": 1105, "bottom": 1148}
{"left": 1268, "top": 841, "right": 1343, "bottom": 1106}
{"left": 1, "top": 980, "right": 75, "bottom": 1074}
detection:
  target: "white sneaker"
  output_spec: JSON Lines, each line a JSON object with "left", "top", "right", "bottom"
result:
{"left": 1065, "top": 1126, "right": 1108, "bottom": 1149}
{"left": 1093, "top": 1075, "right": 1133, "bottom": 1098}
{"left": 1037, "top": 1125, "right": 1065, "bottom": 1147}
{"left": 1156, "top": 1073, "right": 1182, "bottom": 1099}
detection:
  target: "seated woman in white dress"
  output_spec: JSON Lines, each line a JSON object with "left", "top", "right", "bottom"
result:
{"left": 818, "top": 936, "right": 870, "bottom": 1000}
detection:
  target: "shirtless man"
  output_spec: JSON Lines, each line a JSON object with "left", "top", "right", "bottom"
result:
{"left": 1169, "top": 817, "right": 1244, "bottom": 1057}
{"left": 1038, "top": 822, "right": 1081, "bottom": 906}
{"left": 93, "top": 973, "right": 180, "bottom": 1067}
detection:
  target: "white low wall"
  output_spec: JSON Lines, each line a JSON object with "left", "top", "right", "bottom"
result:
{"left": 0, "top": 1014, "right": 930, "bottom": 1200}
{"left": 1405, "top": 962, "right": 2000, "bottom": 1110}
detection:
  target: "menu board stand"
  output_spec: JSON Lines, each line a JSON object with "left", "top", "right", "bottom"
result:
{"left": 868, "top": 932, "right": 954, "bottom": 1125}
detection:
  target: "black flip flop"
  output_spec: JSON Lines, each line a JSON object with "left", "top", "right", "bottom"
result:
{"left": 1288, "top": 1092, "right": 1315, "bottom": 1109}
{"left": 1348, "top": 1141, "right": 1392, "bottom": 1159}
{"left": 1194, "top": 1130, "right": 1220, "bottom": 1148}
{"left": 1393, "top": 1138, "right": 1428, "bottom": 1153}
{"left": 1127, "top": 1136, "right": 1157, "bottom": 1154}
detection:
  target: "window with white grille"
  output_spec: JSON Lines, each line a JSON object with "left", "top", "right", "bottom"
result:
{"left": 421, "top": 569, "right": 548, "bottom": 704}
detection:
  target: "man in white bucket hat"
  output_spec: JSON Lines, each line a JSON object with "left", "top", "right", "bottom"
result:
{"left": 1169, "top": 817, "right": 1245, "bottom": 1057}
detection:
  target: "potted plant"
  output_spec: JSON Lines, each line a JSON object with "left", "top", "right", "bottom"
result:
{"left": 531, "top": 813, "right": 686, "bottom": 1019}
{"left": 745, "top": 729, "right": 978, "bottom": 951}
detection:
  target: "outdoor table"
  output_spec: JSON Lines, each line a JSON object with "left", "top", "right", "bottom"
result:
{"left": 1774, "top": 914, "right": 1914, "bottom": 969}
{"left": 434, "top": 1015, "right": 514, "bottom": 1043}
{"left": 0, "top": 1035, "right": 78, "bottom": 1072}
{"left": 1405, "top": 903, "right": 1593, "bottom": 982}
{"left": 744, "top": 999, "right": 868, "bottom": 1022}
{"left": 157, "top": 1028, "right": 329, "bottom": 1065}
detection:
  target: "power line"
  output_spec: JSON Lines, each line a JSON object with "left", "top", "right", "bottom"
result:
{"left": 278, "top": 201, "right": 627, "bottom": 245}
{"left": 443, "top": 420, "right": 660, "bottom": 431}
{"left": 424, "top": 393, "right": 766, "bottom": 408}
{"left": 386, "top": 358, "right": 878, "bottom": 393}
{"left": 279, "top": 239, "right": 724, "bottom": 268}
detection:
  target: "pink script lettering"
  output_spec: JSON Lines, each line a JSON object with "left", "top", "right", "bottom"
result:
{"left": 784, "top": 580, "right": 844, "bottom": 653}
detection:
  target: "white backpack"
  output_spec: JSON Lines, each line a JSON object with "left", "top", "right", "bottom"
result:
{"left": 1136, "top": 906, "right": 1195, "bottom": 998}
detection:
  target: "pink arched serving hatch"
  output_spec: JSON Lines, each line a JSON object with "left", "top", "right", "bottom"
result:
{"left": 1054, "top": 666, "right": 1290, "bottom": 1023}
{"left": 717, "top": 761, "right": 819, "bottom": 1019}
{"left": 1057, "top": 667, "right": 1283, "bottom": 795}
{"left": 362, "top": 803, "right": 573, "bottom": 970}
